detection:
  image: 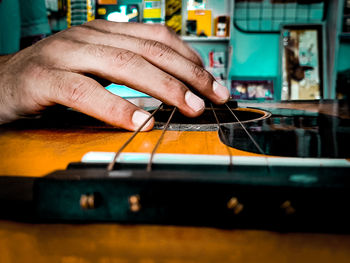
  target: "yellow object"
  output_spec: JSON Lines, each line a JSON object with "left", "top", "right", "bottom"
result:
{"left": 143, "top": 0, "right": 162, "bottom": 19}
{"left": 166, "top": 14, "right": 182, "bottom": 33}
{"left": 165, "top": 0, "right": 182, "bottom": 33}
{"left": 166, "top": 0, "right": 181, "bottom": 16}
{"left": 187, "top": 9, "right": 212, "bottom": 36}
{"left": 87, "top": 0, "right": 95, "bottom": 22}
{"left": 98, "top": 8, "right": 107, "bottom": 15}
{"left": 67, "top": 0, "right": 95, "bottom": 27}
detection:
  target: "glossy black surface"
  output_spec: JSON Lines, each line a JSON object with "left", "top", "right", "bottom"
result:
{"left": 220, "top": 105, "right": 350, "bottom": 158}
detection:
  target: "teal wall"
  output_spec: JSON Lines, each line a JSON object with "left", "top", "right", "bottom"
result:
{"left": 229, "top": 29, "right": 280, "bottom": 77}
{"left": 228, "top": 27, "right": 281, "bottom": 99}
{"left": 337, "top": 43, "right": 350, "bottom": 72}
{"left": 0, "top": 0, "right": 21, "bottom": 54}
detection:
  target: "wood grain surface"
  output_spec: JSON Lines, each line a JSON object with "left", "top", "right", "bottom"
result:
{"left": 1, "top": 220, "right": 350, "bottom": 263}
{"left": 0, "top": 129, "right": 258, "bottom": 177}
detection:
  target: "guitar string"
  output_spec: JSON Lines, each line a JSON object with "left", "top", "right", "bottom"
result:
{"left": 224, "top": 103, "right": 265, "bottom": 155}
{"left": 146, "top": 106, "right": 177, "bottom": 172}
{"left": 107, "top": 101, "right": 267, "bottom": 172}
{"left": 107, "top": 103, "right": 164, "bottom": 171}
{"left": 224, "top": 103, "right": 272, "bottom": 173}
{"left": 210, "top": 103, "right": 233, "bottom": 170}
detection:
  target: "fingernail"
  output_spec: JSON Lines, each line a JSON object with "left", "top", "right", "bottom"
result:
{"left": 185, "top": 91, "right": 205, "bottom": 112}
{"left": 132, "top": 110, "right": 153, "bottom": 130}
{"left": 213, "top": 81, "right": 230, "bottom": 102}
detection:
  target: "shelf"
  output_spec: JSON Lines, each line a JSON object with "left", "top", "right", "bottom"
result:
{"left": 181, "top": 36, "right": 230, "bottom": 42}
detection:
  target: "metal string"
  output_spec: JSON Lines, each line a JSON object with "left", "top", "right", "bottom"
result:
{"left": 225, "top": 103, "right": 271, "bottom": 173}
{"left": 107, "top": 103, "right": 164, "bottom": 171}
{"left": 107, "top": 102, "right": 269, "bottom": 173}
{"left": 225, "top": 103, "right": 265, "bottom": 155}
{"left": 210, "top": 103, "right": 233, "bottom": 170}
{"left": 147, "top": 106, "right": 177, "bottom": 172}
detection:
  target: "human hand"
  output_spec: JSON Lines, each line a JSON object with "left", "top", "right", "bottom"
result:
{"left": 0, "top": 20, "right": 230, "bottom": 131}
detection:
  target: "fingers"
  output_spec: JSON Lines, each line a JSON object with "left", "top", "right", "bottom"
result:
{"left": 61, "top": 26, "right": 229, "bottom": 105}
{"left": 49, "top": 71, "right": 154, "bottom": 131}
{"left": 43, "top": 39, "right": 206, "bottom": 117}
{"left": 80, "top": 20, "right": 204, "bottom": 67}
{"left": 2, "top": 21, "right": 230, "bottom": 129}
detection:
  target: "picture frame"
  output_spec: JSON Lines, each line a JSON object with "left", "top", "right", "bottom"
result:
{"left": 280, "top": 24, "right": 324, "bottom": 100}
{"left": 230, "top": 77, "right": 275, "bottom": 101}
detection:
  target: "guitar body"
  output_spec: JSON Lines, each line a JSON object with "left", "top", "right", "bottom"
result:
{"left": 1, "top": 99, "right": 350, "bottom": 231}
{"left": 0, "top": 100, "right": 263, "bottom": 177}
{"left": 0, "top": 122, "right": 260, "bottom": 177}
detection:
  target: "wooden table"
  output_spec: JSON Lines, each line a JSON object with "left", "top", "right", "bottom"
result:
{"left": 1, "top": 220, "right": 350, "bottom": 263}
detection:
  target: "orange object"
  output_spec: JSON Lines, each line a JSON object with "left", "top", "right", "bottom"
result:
{"left": 214, "top": 16, "right": 230, "bottom": 37}
{"left": 97, "top": 0, "right": 117, "bottom": 4}
{"left": 187, "top": 9, "right": 212, "bottom": 36}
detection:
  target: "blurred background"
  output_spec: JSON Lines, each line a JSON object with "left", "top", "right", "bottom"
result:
{"left": 0, "top": 0, "right": 349, "bottom": 102}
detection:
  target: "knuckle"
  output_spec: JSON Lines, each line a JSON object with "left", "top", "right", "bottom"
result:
{"left": 62, "top": 79, "right": 92, "bottom": 105}
{"left": 190, "top": 53, "right": 204, "bottom": 66}
{"left": 39, "top": 37, "right": 69, "bottom": 56}
{"left": 88, "top": 44, "right": 108, "bottom": 59}
{"left": 88, "top": 19, "right": 105, "bottom": 26}
{"left": 162, "top": 75, "right": 180, "bottom": 89}
{"left": 66, "top": 24, "right": 83, "bottom": 33}
{"left": 67, "top": 24, "right": 91, "bottom": 35}
{"left": 191, "top": 65, "right": 212, "bottom": 87}
{"left": 85, "top": 45, "right": 141, "bottom": 70}
{"left": 161, "top": 76, "right": 186, "bottom": 104}
{"left": 105, "top": 103, "right": 119, "bottom": 121}
{"left": 141, "top": 39, "right": 173, "bottom": 59}
{"left": 110, "top": 49, "right": 140, "bottom": 68}
{"left": 105, "top": 102, "right": 131, "bottom": 125}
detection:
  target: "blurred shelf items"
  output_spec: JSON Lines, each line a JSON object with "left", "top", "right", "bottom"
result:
{"left": 43, "top": 0, "right": 350, "bottom": 101}
{"left": 97, "top": 1, "right": 140, "bottom": 22}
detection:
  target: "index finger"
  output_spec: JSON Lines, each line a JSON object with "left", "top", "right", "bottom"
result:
{"left": 82, "top": 20, "right": 204, "bottom": 67}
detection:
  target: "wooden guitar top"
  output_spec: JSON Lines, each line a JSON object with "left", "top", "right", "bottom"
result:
{"left": 0, "top": 128, "right": 258, "bottom": 177}
{"left": 0, "top": 100, "right": 348, "bottom": 177}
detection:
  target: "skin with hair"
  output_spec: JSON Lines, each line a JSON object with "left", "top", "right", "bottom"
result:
{"left": 0, "top": 20, "right": 230, "bottom": 131}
